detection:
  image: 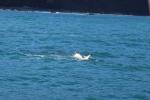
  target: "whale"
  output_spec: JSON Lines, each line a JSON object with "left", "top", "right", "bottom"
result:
{"left": 73, "top": 52, "right": 91, "bottom": 61}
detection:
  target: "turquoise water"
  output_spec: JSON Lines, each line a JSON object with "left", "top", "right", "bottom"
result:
{"left": 0, "top": 10, "right": 150, "bottom": 100}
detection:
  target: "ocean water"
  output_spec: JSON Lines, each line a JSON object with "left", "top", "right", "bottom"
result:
{"left": 0, "top": 10, "right": 150, "bottom": 100}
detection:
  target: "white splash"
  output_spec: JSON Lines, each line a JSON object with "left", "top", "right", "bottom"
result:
{"left": 73, "top": 52, "right": 91, "bottom": 61}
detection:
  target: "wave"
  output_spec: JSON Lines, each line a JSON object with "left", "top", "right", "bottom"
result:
{"left": 24, "top": 54, "right": 45, "bottom": 58}
{"left": 0, "top": 8, "right": 138, "bottom": 17}
{"left": 23, "top": 53, "right": 69, "bottom": 60}
{"left": 0, "top": 9, "right": 93, "bottom": 16}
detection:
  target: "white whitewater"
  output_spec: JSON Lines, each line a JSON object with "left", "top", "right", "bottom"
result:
{"left": 73, "top": 52, "right": 91, "bottom": 61}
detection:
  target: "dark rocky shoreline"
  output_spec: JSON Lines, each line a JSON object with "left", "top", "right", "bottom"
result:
{"left": 0, "top": 0, "right": 149, "bottom": 16}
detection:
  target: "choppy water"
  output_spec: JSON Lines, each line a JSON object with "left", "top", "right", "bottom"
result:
{"left": 0, "top": 10, "right": 150, "bottom": 100}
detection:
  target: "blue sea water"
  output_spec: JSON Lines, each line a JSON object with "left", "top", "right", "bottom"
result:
{"left": 0, "top": 10, "right": 150, "bottom": 100}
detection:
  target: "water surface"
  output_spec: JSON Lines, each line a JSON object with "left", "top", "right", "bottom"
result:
{"left": 0, "top": 10, "right": 150, "bottom": 100}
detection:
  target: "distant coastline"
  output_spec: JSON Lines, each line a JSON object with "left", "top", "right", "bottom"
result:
{"left": 0, "top": 0, "right": 149, "bottom": 16}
